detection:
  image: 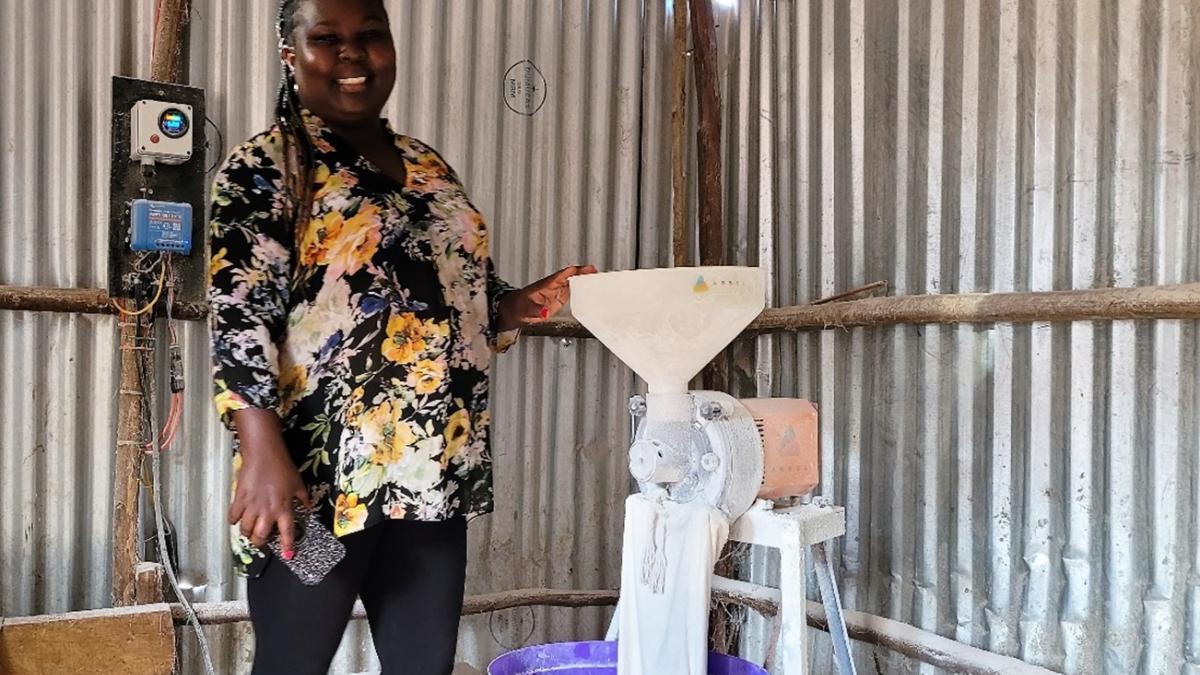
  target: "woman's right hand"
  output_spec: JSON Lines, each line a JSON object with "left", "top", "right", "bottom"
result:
{"left": 228, "top": 408, "right": 312, "bottom": 558}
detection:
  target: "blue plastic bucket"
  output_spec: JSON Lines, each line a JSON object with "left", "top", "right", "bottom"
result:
{"left": 487, "top": 641, "right": 768, "bottom": 675}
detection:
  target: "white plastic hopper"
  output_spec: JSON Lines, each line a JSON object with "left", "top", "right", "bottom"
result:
{"left": 568, "top": 267, "right": 765, "bottom": 396}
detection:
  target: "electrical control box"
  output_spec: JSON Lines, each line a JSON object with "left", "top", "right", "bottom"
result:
{"left": 130, "top": 99, "right": 194, "bottom": 165}
{"left": 130, "top": 199, "right": 193, "bottom": 254}
{"left": 110, "top": 77, "right": 207, "bottom": 303}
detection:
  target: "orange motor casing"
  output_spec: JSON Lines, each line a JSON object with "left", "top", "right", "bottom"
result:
{"left": 739, "top": 398, "right": 820, "bottom": 500}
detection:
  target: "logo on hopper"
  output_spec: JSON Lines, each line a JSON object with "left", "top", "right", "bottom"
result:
{"left": 694, "top": 275, "right": 741, "bottom": 295}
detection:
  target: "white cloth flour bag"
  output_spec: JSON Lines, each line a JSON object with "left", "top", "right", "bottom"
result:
{"left": 616, "top": 493, "right": 730, "bottom": 675}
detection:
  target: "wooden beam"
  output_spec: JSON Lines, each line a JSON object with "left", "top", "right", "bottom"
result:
{"left": 112, "top": 312, "right": 146, "bottom": 607}
{"left": 114, "top": 0, "right": 192, "bottom": 606}
{"left": 810, "top": 280, "right": 889, "bottom": 305}
{"left": 0, "top": 286, "right": 120, "bottom": 314}
{"left": 5, "top": 283, "right": 1198, "bottom": 333}
{"left": 0, "top": 604, "right": 176, "bottom": 675}
{"left": 804, "top": 601, "right": 1057, "bottom": 675}
{"left": 0, "top": 285, "right": 206, "bottom": 319}
{"left": 135, "top": 562, "right": 166, "bottom": 604}
{"left": 709, "top": 578, "right": 1055, "bottom": 674}
{"left": 158, "top": 586, "right": 1054, "bottom": 674}
{"left": 4, "top": 587, "right": 1051, "bottom": 674}
{"left": 687, "top": 0, "right": 724, "bottom": 265}
{"left": 525, "top": 283, "right": 1200, "bottom": 338}
{"left": 463, "top": 588, "right": 619, "bottom": 615}
{"left": 687, "top": 0, "right": 729, "bottom": 396}
{"left": 671, "top": 0, "right": 689, "bottom": 268}
{"left": 173, "top": 589, "right": 622, "bottom": 626}
{"left": 745, "top": 283, "right": 1200, "bottom": 332}
{"left": 150, "top": 0, "right": 190, "bottom": 84}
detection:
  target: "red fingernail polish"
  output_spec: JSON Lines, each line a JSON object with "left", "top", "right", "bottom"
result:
{"left": 283, "top": 550, "right": 295, "bottom": 561}
{"left": 539, "top": 307, "right": 550, "bottom": 319}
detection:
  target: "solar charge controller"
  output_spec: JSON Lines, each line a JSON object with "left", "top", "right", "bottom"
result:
{"left": 130, "top": 199, "right": 193, "bottom": 254}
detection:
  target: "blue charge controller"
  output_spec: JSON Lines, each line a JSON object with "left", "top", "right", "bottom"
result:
{"left": 130, "top": 199, "right": 193, "bottom": 254}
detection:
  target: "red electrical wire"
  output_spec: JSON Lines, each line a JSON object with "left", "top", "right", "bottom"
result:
{"left": 160, "top": 391, "right": 183, "bottom": 451}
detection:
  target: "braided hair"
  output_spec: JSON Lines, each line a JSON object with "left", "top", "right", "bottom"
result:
{"left": 276, "top": 0, "right": 315, "bottom": 242}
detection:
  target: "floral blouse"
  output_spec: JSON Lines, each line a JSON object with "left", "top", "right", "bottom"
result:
{"left": 209, "top": 110, "right": 518, "bottom": 575}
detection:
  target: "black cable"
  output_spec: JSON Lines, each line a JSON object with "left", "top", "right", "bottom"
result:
{"left": 204, "top": 114, "right": 225, "bottom": 174}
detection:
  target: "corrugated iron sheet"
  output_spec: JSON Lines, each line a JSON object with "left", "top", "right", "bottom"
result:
{"left": 3, "top": 0, "right": 645, "bottom": 673}
{"left": 0, "top": 0, "right": 154, "bottom": 618}
{"left": 2, "top": 1, "right": 1199, "bottom": 675}
{"left": 711, "top": 1, "right": 1200, "bottom": 673}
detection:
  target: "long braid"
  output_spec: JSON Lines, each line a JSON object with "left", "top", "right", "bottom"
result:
{"left": 276, "top": 0, "right": 315, "bottom": 245}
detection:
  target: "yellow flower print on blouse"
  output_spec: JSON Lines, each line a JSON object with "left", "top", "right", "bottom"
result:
{"left": 334, "top": 493, "right": 369, "bottom": 537}
{"left": 444, "top": 408, "right": 471, "bottom": 460}
{"left": 359, "top": 400, "right": 418, "bottom": 467}
{"left": 382, "top": 313, "right": 449, "bottom": 365}
{"left": 209, "top": 247, "right": 232, "bottom": 280}
{"left": 312, "top": 164, "right": 359, "bottom": 202}
{"left": 213, "top": 381, "right": 247, "bottom": 419}
{"left": 324, "top": 202, "right": 382, "bottom": 278}
{"left": 407, "top": 358, "right": 447, "bottom": 395}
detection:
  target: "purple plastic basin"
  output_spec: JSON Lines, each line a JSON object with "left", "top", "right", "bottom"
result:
{"left": 487, "top": 641, "right": 769, "bottom": 675}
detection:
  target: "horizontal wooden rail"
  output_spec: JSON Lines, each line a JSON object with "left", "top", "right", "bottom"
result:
{"left": 531, "top": 283, "right": 1200, "bottom": 338}
{"left": 2, "top": 283, "right": 1196, "bottom": 336}
{"left": 0, "top": 285, "right": 206, "bottom": 320}
{"left": 1, "top": 586, "right": 1054, "bottom": 674}
{"left": 162, "top": 585, "right": 1048, "bottom": 674}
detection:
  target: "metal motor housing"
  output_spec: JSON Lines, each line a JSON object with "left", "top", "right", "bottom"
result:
{"left": 628, "top": 390, "right": 764, "bottom": 520}
{"left": 628, "top": 392, "right": 823, "bottom": 520}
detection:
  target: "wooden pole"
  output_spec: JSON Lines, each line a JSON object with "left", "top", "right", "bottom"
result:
{"left": 150, "top": 0, "right": 190, "bottom": 84}
{"left": 688, "top": 0, "right": 729, "bottom": 399}
{"left": 112, "top": 313, "right": 147, "bottom": 606}
{"left": 810, "top": 280, "right": 889, "bottom": 305}
{"left": 0, "top": 286, "right": 206, "bottom": 319}
{"left": 527, "top": 283, "right": 1200, "bottom": 338}
{"left": 6, "top": 283, "right": 1198, "bottom": 333}
{"left": 113, "top": 0, "right": 192, "bottom": 607}
{"left": 3, "top": 589, "right": 1052, "bottom": 675}
{"left": 684, "top": 3, "right": 732, "bottom": 645}
{"left": 152, "top": 586, "right": 1051, "bottom": 674}
{"left": 744, "top": 283, "right": 1200, "bottom": 333}
{"left": 688, "top": 0, "right": 724, "bottom": 265}
{"left": 671, "top": 0, "right": 689, "bottom": 268}
{"left": 135, "top": 563, "right": 166, "bottom": 605}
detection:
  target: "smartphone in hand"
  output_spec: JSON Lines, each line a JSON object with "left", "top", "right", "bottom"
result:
{"left": 266, "top": 502, "right": 346, "bottom": 586}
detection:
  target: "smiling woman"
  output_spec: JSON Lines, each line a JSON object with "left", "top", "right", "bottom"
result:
{"left": 206, "top": 1, "right": 596, "bottom": 674}
{"left": 283, "top": 0, "right": 397, "bottom": 137}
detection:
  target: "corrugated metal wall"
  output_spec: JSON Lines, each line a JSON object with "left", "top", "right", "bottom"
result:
{"left": 3, "top": 1, "right": 1199, "bottom": 674}
{"left": 0, "top": 0, "right": 154, "bottom": 620}
{"left": 2, "top": 0, "right": 646, "bottom": 673}
{"left": 710, "top": 1, "right": 1199, "bottom": 673}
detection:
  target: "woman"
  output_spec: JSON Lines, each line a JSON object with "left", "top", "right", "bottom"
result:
{"left": 208, "top": 1, "right": 595, "bottom": 672}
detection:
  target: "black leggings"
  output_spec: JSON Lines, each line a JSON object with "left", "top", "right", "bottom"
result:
{"left": 247, "top": 517, "right": 467, "bottom": 675}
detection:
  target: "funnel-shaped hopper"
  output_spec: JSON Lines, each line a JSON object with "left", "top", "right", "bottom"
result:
{"left": 569, "top": 267, "right": 765, "bottom": 393}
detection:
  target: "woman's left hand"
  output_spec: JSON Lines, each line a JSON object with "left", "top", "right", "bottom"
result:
{"left": 498, "top": 265, "right": 599, "bottom": 331}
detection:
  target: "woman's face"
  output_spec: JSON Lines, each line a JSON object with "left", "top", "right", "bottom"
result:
{"left": 283, "top": 0, "right": 396, "bottom": 129}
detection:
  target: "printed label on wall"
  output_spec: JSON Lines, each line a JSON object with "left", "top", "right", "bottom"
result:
{"left": 503, "top": 60, "right": 547, "bottom": 116}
